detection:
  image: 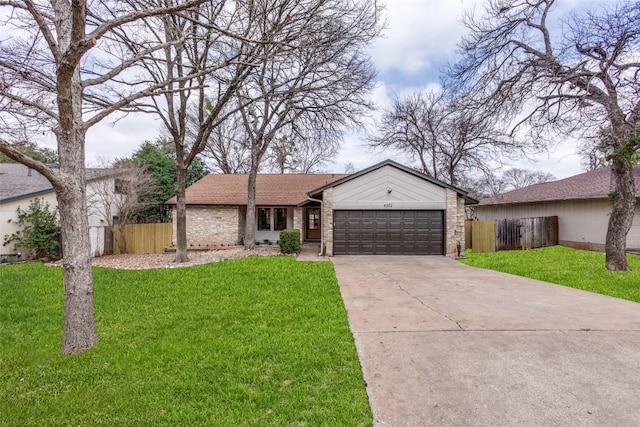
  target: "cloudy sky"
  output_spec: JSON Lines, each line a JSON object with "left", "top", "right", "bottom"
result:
{"left": 83, "top": 0, "right": 590, "bottom": 179}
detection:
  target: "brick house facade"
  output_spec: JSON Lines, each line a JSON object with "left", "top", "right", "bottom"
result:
{"left": 166, "top": 160, "right": 476, "bottom": 256}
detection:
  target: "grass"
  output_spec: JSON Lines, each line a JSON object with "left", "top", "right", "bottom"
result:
{"left": 0, "top": 257, "right": 371, "bottom": 426}
{"left": 459, "top": 245, "right": 640, "bottom": 303}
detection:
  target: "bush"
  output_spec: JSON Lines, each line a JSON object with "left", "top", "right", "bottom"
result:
{"left": 3, "top": 198, "right": 60, "bottom": 260}
{"left": 279, "top": 229, "right": 301, "bottom": 254}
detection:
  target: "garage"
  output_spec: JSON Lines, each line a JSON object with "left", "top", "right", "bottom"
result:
{"left": 305, "top": 160, "right": 475, "bottom": 257}
{"left": 333, "top": 210, "right": 444, "bottom": 255}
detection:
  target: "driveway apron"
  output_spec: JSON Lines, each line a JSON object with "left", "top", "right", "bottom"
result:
{"left": 332, "top": 255, "right": 640, "bottom": 427}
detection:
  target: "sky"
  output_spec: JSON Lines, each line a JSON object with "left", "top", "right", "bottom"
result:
{"left": 81, "top": 0, "right": 591, "bottom": 179}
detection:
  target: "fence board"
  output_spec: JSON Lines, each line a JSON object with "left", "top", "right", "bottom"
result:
{"left": 113, "top": 223, "right": 172, "bottom": 254}
{"left": 470, "top": 220, "right": 496, "bottom": 253}
{"left": 468, "top": 216, "right": 558, "bottom": 253}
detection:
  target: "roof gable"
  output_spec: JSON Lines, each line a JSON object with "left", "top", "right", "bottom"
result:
{"left": 308, "top": 159, "right": 476, "bottom": 203}
{"left": 0, "top": 163, "right": 123, "bottom": 204}
{"left": 332, "top": 164, "right": 448, "bottom": 210}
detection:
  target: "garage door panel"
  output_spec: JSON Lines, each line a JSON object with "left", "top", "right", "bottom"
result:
{"left": 333, "top": 210, "right": 444, "bottom": 255}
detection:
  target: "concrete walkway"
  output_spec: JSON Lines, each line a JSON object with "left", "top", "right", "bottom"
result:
{"left": 332, "top": 256, "right": 640, "bottom": 426}
{"left": 296, "top": 242, "right": 327, "bottom": 261}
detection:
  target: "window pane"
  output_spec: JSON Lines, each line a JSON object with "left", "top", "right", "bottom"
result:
{"left": 274, "top": 208, "right": 287, "bottom": 231}
{"left": 257, "top": 208, "right": 270, "bottom": 231}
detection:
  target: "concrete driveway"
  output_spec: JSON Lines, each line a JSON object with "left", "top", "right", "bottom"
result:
{"left": 332, "top": 256, "right": 640, "bottom": 426}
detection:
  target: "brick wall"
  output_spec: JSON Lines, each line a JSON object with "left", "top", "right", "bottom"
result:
{"left": 172, "top": 206, "right": 240, "bottom": 246}
{"left": 445, "top": 189, "right": 465, "bottom": 257}
{"left": 322, "top": 188, "right": 334, "bottom": 256}
{"left": 293, "top": 208, "right": 304, "bottom": 242}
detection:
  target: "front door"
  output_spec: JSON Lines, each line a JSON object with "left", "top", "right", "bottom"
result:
{"left": 306, "top": 208, "right": 321, "bottom": 240}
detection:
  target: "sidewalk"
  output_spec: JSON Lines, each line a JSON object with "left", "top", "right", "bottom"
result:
{"left": 296, "top": 242, "right": 328, "bottom": 261}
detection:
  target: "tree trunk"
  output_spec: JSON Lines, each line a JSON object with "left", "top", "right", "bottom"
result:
{"left": 117, "top": 225, "right": 127, "bottom": 254}
{"left": 57, "top": 180, "right": 98, "bottom": 354}
{"left": 244, "top": 163, "right": 259, "bottom": 250}
{"left": 605, "top": 159, "right": 636, "bottom": 270}
{"left": 174, "top": 163, "right": 189, "bottom": 262}
{"left": 244, "top": 149, "right": 260, "bottom": 250}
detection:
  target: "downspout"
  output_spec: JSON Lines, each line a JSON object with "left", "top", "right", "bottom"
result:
{"left": 307, "top": 196, "right": 324, "bottom": 256}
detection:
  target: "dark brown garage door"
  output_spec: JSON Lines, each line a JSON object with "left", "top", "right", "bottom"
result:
{"left": 333, "top": 210, "right": 444, "bottom": 255}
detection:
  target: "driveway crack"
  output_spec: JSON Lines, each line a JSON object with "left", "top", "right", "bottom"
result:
{"left": 376, "top": 267, "right": 464, "bottom": 331}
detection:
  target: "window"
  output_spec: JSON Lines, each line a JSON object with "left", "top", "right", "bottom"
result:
{"left": 257, "top": 208, "right": 271, "bottom": 231}
{"left": 256, "top": 207, "right": 288, "bottom": 231}
{"left": 274, "top": 208, "right": 287, "bottom": 231}
{"left": 114, "top": 178, "right": 129, "bottom": 195}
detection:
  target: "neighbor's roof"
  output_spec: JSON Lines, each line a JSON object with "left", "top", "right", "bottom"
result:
{"left": 0, "top": 163, "right": 122, "bottom": 204}
{"left": 166, "top": 173, "right": 348, "bottom": 206}
{"left": 479, "top": 166, "right": 640, "bottom": 206}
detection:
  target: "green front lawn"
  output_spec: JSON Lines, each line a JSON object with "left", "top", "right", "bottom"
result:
{"left": 459, "top": 246, "right": 640, "bottom": 303}
{"left": 0, "top": 258, "right": 371, "bottom": 426}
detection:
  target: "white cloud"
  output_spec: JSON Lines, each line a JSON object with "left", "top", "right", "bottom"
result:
{"left": 372, "top": 0, "right": 483, "bottom": 78}
{"left": 76, "top": 0, "right": 590, "bottom": 181}
{"left": 85, "top": 112, "right": 163, "bottom": 166}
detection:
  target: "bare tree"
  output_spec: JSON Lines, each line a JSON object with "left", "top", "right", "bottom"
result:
{"left": 503, "top": 168, "right": 555, "bottom": 189}
{"left": 369, "top": 90, "right": 524, "bottom": 186}
{"left": 236, "top": 0, "right": 381, "bottom": 249}
{"left": 343, "top": 162, "right": 356, "bottom": 174}
{"left": 264, "top": 127, "right": 341, "bottom": 173}
{"left": 115, "top": 0, "right": 267, "bottom": 262}
{"left": 0, "top": 0, "right": 209, "bottom": 353}
{"left": 199, "top": 114, "right": 251, "bottom": 174}
{"left": 449, "top": 0, "right": 640, "bottom": 270}
{"left": 87, "top": 163, "right": 159, "bottom": 253}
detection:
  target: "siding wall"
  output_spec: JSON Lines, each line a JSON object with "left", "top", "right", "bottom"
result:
{"left": 333, "top": 165, "right": 447, "bottom": 210}
{"left": 474, "top": 198, "right": 640, "bottom": 250}
{"left": 0, "top": 193, "right": 59, "bottom": 248}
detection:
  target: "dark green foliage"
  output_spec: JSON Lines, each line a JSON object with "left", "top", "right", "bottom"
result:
{"left": 0, "top": 141, "right": 58, "bottom": 164}
{"left": 117, "top": 138, "right": 209, "bottom": 222}
{"left": 279, "top": 229, "right": 301, "bottom": 254}
{"left": 0, "top": 258, "right": 371, "bottom": 426}
{"left": 3, "top": 198, "right": 60, "bottom": 260}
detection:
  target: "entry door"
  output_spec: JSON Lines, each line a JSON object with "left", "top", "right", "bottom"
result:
{"left": 306, "top": 208, "right": 321, "bottom": 240}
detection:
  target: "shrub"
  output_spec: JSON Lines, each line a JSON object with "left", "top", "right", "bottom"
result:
{"left": 279, "top": 229, "right": 301, "bottom": 254}
{"left": 3, "top": 198, "right": 60, "bottom": 260}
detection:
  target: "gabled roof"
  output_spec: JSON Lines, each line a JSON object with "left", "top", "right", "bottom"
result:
{"left": 307, "top": 159, "right": 478, "bottom": 203}
{"left": 0, "top": 163, "right": 122, "bottom": 204}
{"left": 166, "top": 173, "right": 348, "bottom": 206}
{"left": 478, "top": 166, "right": 640, "bottom": 206}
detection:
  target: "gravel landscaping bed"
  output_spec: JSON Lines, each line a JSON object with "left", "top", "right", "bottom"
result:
{"left": 48, "top": 247, "right": 282, "bottom": 270}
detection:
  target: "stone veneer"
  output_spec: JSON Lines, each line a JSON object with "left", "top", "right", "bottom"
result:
{"left": 293, "top": 208, "right": 304, "bottom": 242}
{"left": 172, "top": 206, "right": 240, "bottom": 246}
{"left": 322, "top": 188, "right": 334, "bottom": 256}
{"left": 445, "top": 189, "right": 465, "bottom": 257}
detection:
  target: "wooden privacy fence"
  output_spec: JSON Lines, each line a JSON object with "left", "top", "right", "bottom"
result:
{"left": 89, "top": 226, "right": 113, "bottom": 257}
{"left": 465, "top": 216, "right": 558, "bottom": 253}
{"left": 113, "top": 223, "right": 172, "bottom": 254}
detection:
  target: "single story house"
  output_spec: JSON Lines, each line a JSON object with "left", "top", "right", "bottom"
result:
{"left": 167, "top": 160, "right": 477, "bottom": 257}
{"left": 473, "top": 166, "right": 640, "bottom": 251}
{"left": 0, "top": 163, "right": 123, "bottom": 257}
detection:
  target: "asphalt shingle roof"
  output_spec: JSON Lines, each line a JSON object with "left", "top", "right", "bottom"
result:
{"left": 166, "top": 173, "right": 348, "bottom": 206}
{"left": 0, "top": 163, "right": 121, "bottom": 203}
{"left": 479, "top": 166, "right": 640, "bottom": 206}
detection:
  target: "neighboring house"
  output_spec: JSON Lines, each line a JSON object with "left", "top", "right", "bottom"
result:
{"left": 0, "top": 163, "right": 123, "bottom": 256}
{"left": 166, "top": 160, "right": 477, "bottom": 257}
{"left": 473, "top": 166, "right": 640, "bottom": 251}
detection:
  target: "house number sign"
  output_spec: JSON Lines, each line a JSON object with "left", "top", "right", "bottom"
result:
{"left": 383, "top": 203, "right": 393, "bottom": 207}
